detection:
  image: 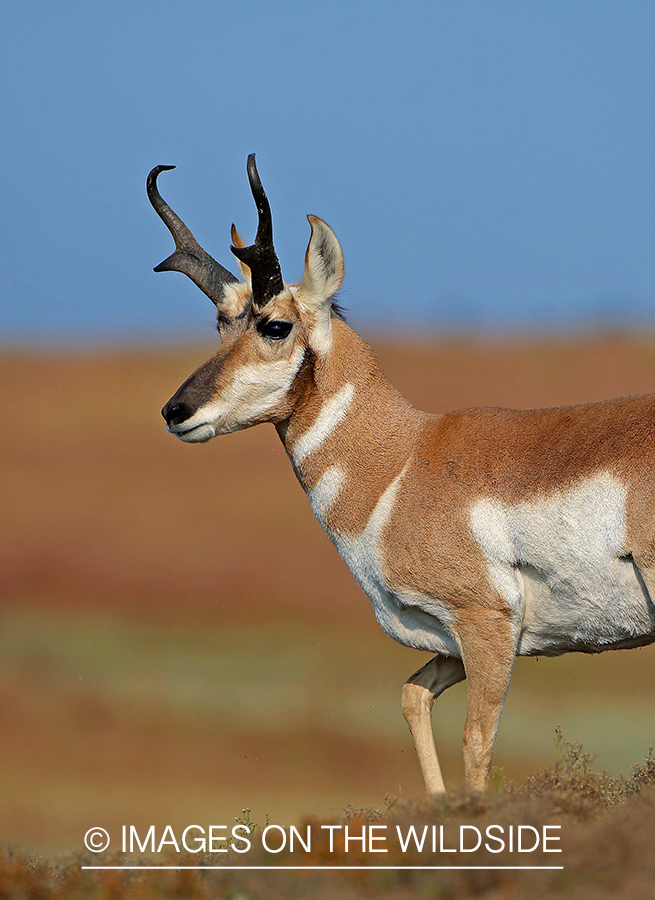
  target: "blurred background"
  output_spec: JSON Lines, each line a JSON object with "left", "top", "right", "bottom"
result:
{"left": 2, "top": 0, "right": 655, "bottom": 855}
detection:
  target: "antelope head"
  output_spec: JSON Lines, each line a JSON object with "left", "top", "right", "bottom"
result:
{"left": 148, "top": 156, "right": 344, "bottom": 442}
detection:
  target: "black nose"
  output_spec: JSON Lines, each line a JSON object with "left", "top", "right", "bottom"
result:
{"left": 162, "top": 401, "right": 191, "bottom": 426}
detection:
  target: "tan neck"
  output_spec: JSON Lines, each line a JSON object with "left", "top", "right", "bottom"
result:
{"left": 277, "top": 319, "right": 425, "bottom": 535}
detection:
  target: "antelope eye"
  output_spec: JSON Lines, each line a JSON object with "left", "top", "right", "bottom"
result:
{"left": 259, "top": 320, "right": 293, "bottom": 340}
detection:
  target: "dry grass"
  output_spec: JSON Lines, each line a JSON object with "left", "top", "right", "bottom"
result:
{"left": 4, "top": 737, "right": 655, "bottom": 898}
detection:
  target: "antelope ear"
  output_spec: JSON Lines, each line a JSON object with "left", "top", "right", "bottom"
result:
{"left": 230, "top": 224, "right": 251, "bottom": 286}
{"left": 298, "top": 215, "right": 344, "bottom": 306}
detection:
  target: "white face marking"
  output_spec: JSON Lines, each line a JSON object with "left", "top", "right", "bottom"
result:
{"left": 292, "top": 383, "right": 355, "bottom": 464}
{"left": 470, "top": 472, "right": 655, "bottom": 654}
{"left": 172, "top": 349, "right": 304, "bottom": 442}
{"left": 308, "top": 465, "right": 346, "bottom": 520}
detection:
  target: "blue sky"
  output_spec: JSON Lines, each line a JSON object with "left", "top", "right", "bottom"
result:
{"left": 1, "top": 1, "right": 654, "bottom": 343}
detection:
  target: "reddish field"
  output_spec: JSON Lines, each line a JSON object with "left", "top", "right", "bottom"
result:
{"left": 3, "top": 333, "right": 655, "bottom": 856}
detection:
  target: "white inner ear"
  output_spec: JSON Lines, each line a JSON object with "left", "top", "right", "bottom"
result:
{"left": 299, "top": 215, "right": 344, "bottom": 304}
{"left": 297, "top": 216, "right": 344, "bottom": 353}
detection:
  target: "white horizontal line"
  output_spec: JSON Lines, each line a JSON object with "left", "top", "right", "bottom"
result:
{"left": 82, "top": 865, "right": 564, "bottom": 871}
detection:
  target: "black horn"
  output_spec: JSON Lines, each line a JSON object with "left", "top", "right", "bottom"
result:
{"left": 230, "top": 154, "right": 285, "bottom": 309}
{"left": 147, "top": 165, "right": 238, "bottom": 307}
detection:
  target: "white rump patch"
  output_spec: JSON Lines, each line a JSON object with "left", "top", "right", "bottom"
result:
{"left": 470, "top": 472, "right": 655, "bottom": 654}
{"left": 292, "top": 383, "right": 355, "bottom": 464}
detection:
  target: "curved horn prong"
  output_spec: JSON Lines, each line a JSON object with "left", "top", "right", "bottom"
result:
{"left": 230, "top": 154, "right": 284, "bottom": 309}
{"left": 147, "top": 165, "right": 238, "bottom": 307}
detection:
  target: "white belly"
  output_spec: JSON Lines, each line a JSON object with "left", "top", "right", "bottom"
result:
{"left": 471, "top": 471, "right": 655, "bottom": 656}
{"left": 518, "top": 559, "right": 655, "bottom": 655}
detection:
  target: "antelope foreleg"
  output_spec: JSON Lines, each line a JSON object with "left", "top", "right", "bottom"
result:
{"left": 402, "top": 654, "right": 466, "bottom": 796}
{"left": 458, "top": 611, "right": 516, "bottom": 792}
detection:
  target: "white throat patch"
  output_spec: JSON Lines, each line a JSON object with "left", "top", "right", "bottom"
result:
{"left": 308, "top": 465, "right": 346, "bottom": 520}
{"left": 292, "top": 383, "right": 355, "bottom": 464}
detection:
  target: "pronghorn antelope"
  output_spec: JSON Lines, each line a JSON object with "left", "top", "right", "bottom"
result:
{"left": 148, "top": 155, "right": 655, "bottom": 796}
